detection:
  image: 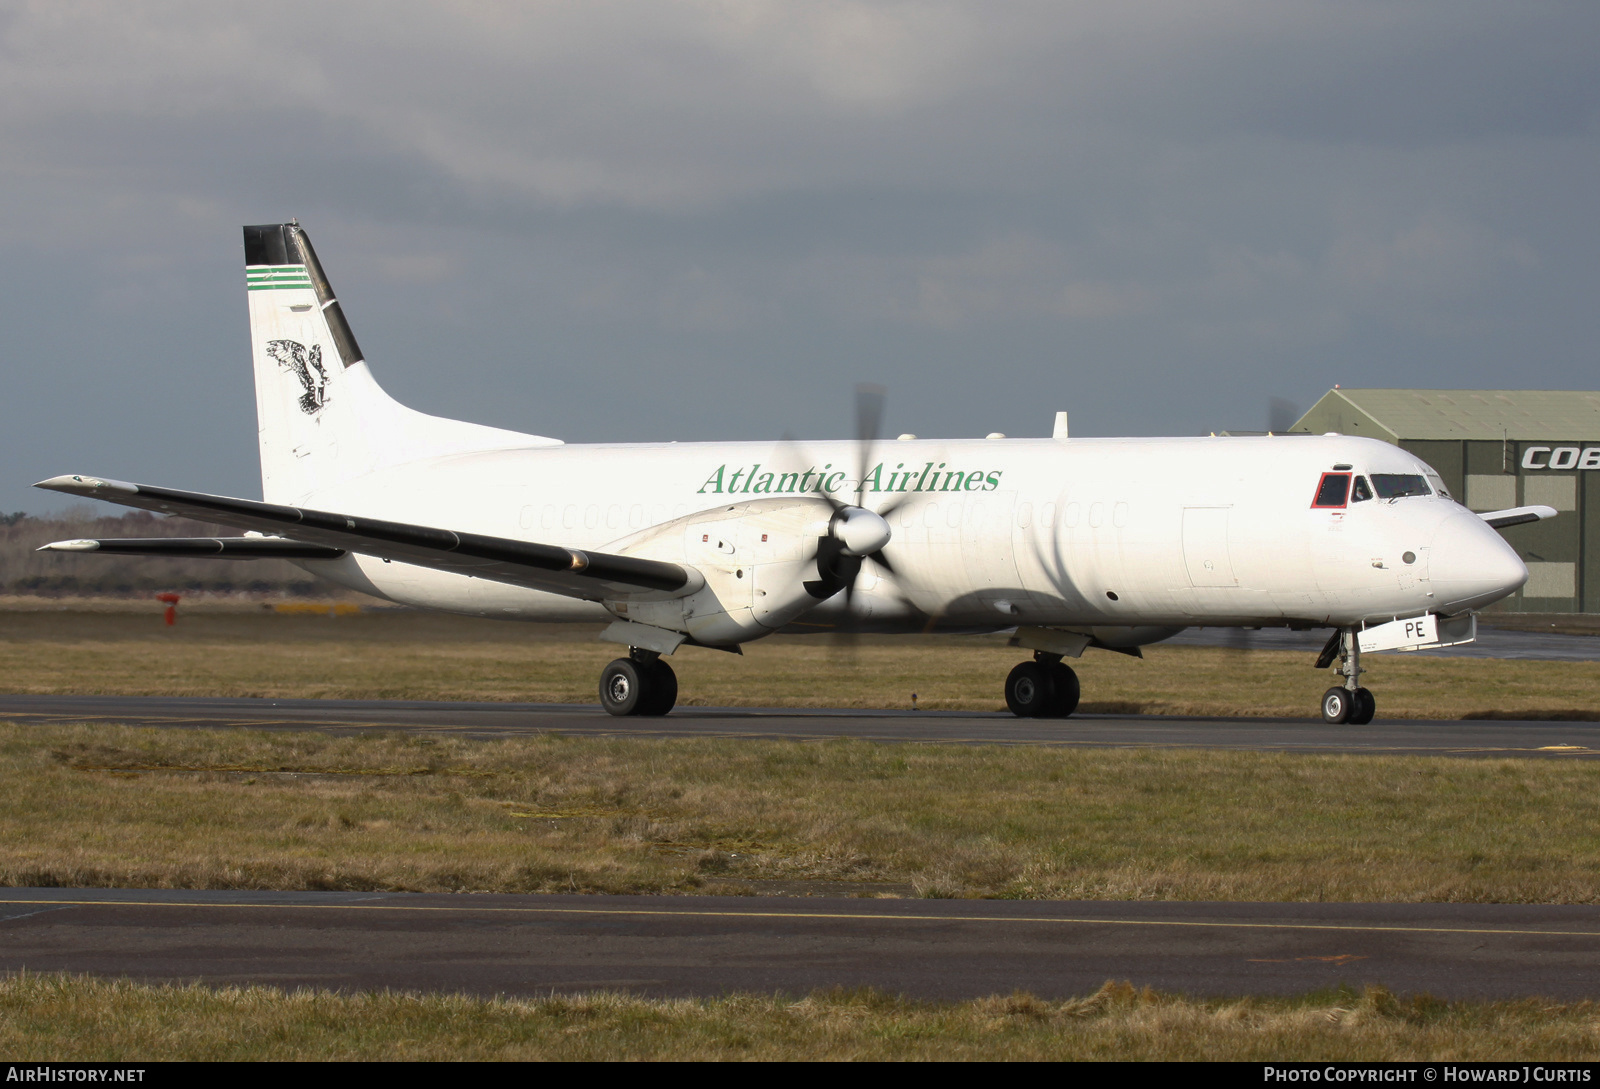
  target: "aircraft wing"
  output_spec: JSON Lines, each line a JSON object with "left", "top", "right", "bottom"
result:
{"left": 1478, "top": 505, "right": 1559, "bottom": 530}
{"left": 39, "top": 537, "right": 347, "bottom": 558}
{"left": 33, "top": 475, "right": 698, "bottom": 600}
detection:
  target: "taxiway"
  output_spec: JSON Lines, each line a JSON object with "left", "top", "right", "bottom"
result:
{"left": 3, "top": 889, "right": 1597, "bottom": 1001}
{"left": 0, "top": 694, "right": 1596, "bottom": 757}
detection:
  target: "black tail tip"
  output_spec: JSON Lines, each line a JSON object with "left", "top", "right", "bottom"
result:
{"left": 243, "top": 223, "right": 298, "bottom": 267}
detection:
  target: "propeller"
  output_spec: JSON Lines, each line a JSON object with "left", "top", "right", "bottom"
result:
{"left": 789, "top": 384, "right": 912, "bottom": 624}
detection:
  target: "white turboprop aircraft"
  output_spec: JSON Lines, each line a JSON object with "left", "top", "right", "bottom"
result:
{"left": 37, "top": 223, "right": 1553, "bottom": 723}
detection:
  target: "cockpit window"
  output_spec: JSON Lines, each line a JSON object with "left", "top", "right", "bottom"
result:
{"left": 1371, "top": 473, "right": 1431, "bottom": 499}
{"left": 1351, "top": 476, "right": 1373, "bottom": 502}
{"left": 1312, "top": 472, "right": 1351, "bottom": 508}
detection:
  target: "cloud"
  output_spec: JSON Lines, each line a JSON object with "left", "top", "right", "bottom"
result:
{"left": 0, "top": 2, "right": 1595, "bottom": 510}
{"left": 4, "top": 1, "right": 1588, "bottom": 223}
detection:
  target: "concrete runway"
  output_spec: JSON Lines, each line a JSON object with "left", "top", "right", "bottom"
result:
{"left": 1, "top": 694, "right": 1599, "bottom": 756}
{"left": 3, "top": 889, "right": 1598, "bottom": 1001}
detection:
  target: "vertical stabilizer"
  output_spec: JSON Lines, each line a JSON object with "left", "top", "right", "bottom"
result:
{"left": 243, "top": 223, "right": 557, "bottom": 504}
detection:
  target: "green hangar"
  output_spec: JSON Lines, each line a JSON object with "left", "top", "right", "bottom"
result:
{"left": 1290, "top": 389, "right": 1600, "bottom": 614}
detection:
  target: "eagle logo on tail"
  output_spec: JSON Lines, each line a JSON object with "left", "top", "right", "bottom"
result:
{"left": 266, "top": 340, "right": 330, "bottom": 415}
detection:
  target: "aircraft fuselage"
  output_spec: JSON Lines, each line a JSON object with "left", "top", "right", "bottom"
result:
{"left": 301, "top": 431, "right": 1523, "bottom": 636}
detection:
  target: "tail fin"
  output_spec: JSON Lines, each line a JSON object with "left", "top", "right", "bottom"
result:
{"left": 244, "top": 223, "right": 558, "bottom": 504}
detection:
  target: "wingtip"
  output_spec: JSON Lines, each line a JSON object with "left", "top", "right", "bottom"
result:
{"left": 33, "top": 475, "right": 135, "bottom": 495}
{"left": 36, "top": 539, "right": 100, "bottom": 552}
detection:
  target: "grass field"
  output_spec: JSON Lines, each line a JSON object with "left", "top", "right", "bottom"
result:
{"left": 2, "top": 603, "right": 1600, "bottom": 719}
{"left": 4, "top": 603, "right": 1600, "bottom": 1060}
{"left": 4, "top": 975, "right": 1598, "bottom": 1061}
{"left": 8, "top": 720, "right": 1600, "bottom": 900}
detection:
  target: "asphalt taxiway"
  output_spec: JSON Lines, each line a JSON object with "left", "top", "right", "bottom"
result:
{"left": 3, "top": 697, "right": 1597, "bottom": 1001}
{"left": 2, "top": 889, "right": 1597, "bottom": 1001}
{"left": 0, "top": 694, "right": 1597, "bottom": 757}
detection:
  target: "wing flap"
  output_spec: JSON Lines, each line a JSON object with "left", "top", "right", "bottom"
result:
{"left": 34, "top": 475, "right": 698, "bottom": 600}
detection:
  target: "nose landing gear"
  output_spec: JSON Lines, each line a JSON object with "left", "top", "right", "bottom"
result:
{"left": 1318, "top": 628, "right": 1375, "bottom": 724}
{"left": 599, "top": 649, "right": 678, "bottom": 717}
{"left": 1004, "top": 651, "right": 1081, "bottom": 718}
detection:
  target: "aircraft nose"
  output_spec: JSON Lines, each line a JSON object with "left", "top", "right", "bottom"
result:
{"left": 1427, "top": 512, "right": 1527, "bottom": 611}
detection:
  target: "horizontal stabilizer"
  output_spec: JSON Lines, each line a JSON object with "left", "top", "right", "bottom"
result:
{"left": 38, "top": 537, "right": 346, "bottom": 559}
{"left": 1478, "top": 505, "right": 1558, "bottom": 530}
{"left": 34, "top": 475, "right": 699, "bottom": 601}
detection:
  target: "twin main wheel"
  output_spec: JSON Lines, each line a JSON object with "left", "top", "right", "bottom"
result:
{"left": 1005, "top": 660, "right": 1081, "bottom": 718}
{"left": 603, "top": 651, "right": 1378, "bottom": 725}
{"left": 1321, "top": 686, "right": 1376, "bottom": 725}
{"left": 599, "top": 657, "right": 678, "bottom": 717}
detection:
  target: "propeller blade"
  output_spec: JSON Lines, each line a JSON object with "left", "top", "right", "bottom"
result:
{"left": 876, "top": 491, "right": 911, "bottom": 519}
{"left": 778, "top": 431, "right": 850, "bottom": 514}
{"left": 854, "top": 383, "right": 885, "bottom": 508}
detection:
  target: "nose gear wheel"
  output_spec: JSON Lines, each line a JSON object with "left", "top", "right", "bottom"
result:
{"left": 1318, "top": 627, "right": 1376, "bottom": 724}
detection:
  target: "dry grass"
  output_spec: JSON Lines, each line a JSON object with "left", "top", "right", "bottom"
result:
{"left": 2, "top": 974, "right": 1597, "bottom": 1060}
{"left": 1, "top": 606, "right": 1599, "bottom": 719}
{"left": 6, "top": 722, "right": 1600, "bottom": 901}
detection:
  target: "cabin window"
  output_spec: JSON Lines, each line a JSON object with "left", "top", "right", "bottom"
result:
{"left": 1312, "top": 472, "right": 1351, "bottom": 508}
{"left": 1351, "top": 476, "right": 1373, "bottom": 502}
{"left": 1371, "top": 473, "right": 1431, "bottom": 499}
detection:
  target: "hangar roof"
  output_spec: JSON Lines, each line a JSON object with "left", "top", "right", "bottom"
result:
{"left": 1290, "top": 389, "right": 1600, "bottom": 442}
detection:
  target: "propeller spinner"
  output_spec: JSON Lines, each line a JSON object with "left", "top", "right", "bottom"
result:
{"left": 831, "top": 505, "right": 891, "bottom": 557}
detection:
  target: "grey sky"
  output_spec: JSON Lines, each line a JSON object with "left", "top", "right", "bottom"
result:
{"left": 2, "top": 1, "right": 1596, "bottom": 513}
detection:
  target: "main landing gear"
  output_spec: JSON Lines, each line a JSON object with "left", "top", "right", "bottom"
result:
{"left": 599, "top": 649, "right": 678, "bottom": 717}
{"left": 1318, "top": 628, "right": 1375, "bottom": 725}
{"left": 1005, "top": 651, "right": 1081, "bottom": 718}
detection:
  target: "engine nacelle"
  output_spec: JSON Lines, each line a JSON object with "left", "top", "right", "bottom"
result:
{"left": 599, "top": 497, "right": 863, "bottom": 646}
